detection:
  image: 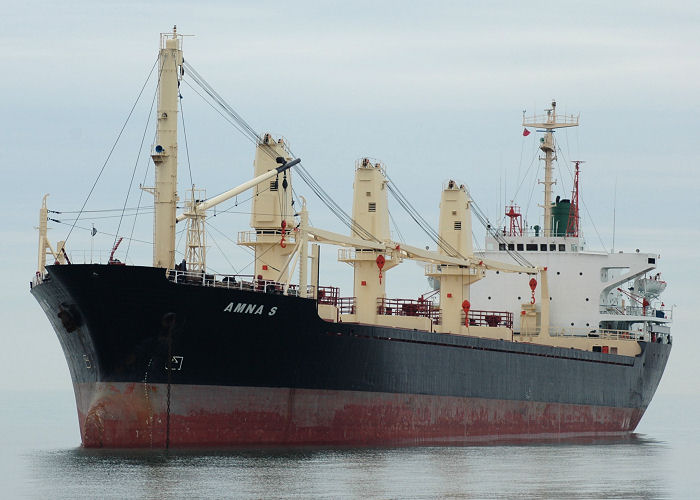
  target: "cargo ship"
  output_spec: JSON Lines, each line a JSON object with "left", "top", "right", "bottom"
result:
{"left": 30, "top": 29, "right": 671, "bottom": 448}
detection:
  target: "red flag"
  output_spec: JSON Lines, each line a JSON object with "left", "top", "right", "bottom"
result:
{"left": 522, "top": 128, "right": 531, "bottom": 137}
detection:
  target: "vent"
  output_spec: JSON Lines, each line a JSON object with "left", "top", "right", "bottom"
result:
{"left": 368, "top": 202, "right": 376, "bottom": 212}
{"left": 454, "top": 221, "right": 462, "bottom": 230}
{"left": 270, "top": 179, "right": 278, "bottom": 191}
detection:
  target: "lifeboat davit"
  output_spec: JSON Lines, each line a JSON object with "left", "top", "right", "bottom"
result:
{"left": 634, "top": 275, "right": 667, "bottom": 299}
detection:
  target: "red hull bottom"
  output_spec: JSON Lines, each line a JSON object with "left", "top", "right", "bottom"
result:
{"left": 73, "top": 383, "right": 644, "bottom": 448}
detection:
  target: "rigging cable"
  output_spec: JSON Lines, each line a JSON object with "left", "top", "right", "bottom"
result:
{"left": 388, "top": 209, "right": 406, "bottom": 244}
{"left": 114, "top": 59, "right": 161, "bottom": 253}
{"left": 125, "top": 129, "right": 157, "bottom": 260}
{"left": 50, "top": 206, "right": 156, "bottom": 214}
{"left": 59, "top": 211, "right": 155, "bottom": 222}
{"left": 182, "top": 62, "right": 380, "bottom": 243}
{"left": 524, "top": 159, "right": 541, "bottom": 224}
{"left": 180, "top": 89, "right": 194, "bottom": 188}
{"left": 205, "top": 225, "right": 240, "bottom": 274}
{"left": 384, "top": 174, "right": 464, "bottom": 258}
{"left": 51, "top": 218, "right": 154, "bottom": 247}
{"left": 186, "top": 61, "right": 526, "bottom": 269}
{"left": 510, "top": 142, "right": 540, "bottom": 206}
{"left": 181, "top": 79, "right": 257, "bottom": 146}
{"left": 182, "top": 61, "right": 261, "bottom": 142}
{"left": 206, "top": 218, "right": 282, "bottom": 274}
{"left": 64, "top": 56, "right": 158, "bottom": 248}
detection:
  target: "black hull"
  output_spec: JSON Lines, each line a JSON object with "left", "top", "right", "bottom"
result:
{"left": 31, "top": 264, "right": 671, "bottom": 447}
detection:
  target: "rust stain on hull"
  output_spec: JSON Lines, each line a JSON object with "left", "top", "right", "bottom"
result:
{"left": 75, "top": 383, "right": 643, "bottom": 448}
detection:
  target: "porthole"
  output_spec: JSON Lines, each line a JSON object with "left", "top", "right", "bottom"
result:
{"left": 585, "top": 298, "right": 589, "bottom": 302}
{"left": 556, "top": 271, "right": 560, "bottom": 275}
{"left": 579, "top": 272, "right": 583, "bottom": 276}
{"left": 518, "top": 296, "right": 521, "bottom": 300}
{"left": 571, "top": 322, "right": 574, "bottom": 326}
{"left": 488, "top": 296, "right": 491, "bottom": 300}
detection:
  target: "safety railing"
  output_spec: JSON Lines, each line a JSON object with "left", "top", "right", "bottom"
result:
{"left": 317, "top": 286, "right": 340, "bottom": 306}
{"left": 30, "top": 271, "right": 46, "bottom": 289}
{"left": 549, "top": 326, "right": 648, "bottom": 342}
{"left": 337, "top": 248, "right": 355, "bottom": 261}
{"left": 599, "top": 305, "right": 672, "bottom": 320}
{"left": 377, "top": 298, "right": 440, "bottom": 321}
{"left": 168, "top": 270, "right": 351, "bottom": 307}
{"left": 424, "top": 264, "right": 480, "bottom": 276}
{"left": 337, "top": 297, "right": 356, "bottom": 314}
{"left": 167, "top": 269, "right": 292, "bottom": 294}
{"left": 237, "top": 230, "right": 295, "bottom": 245}
{"left": 460, "top": 310, "right": 514, "bottom": 329}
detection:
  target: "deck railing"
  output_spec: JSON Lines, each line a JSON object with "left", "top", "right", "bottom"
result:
{"left": 548, "top": 326, "right": 648, "bottom": 342}
{"left": 336, "top": 297, "right": 356, "bottom": 314}
{"left": 167, "top": 270, "right": 289, "bottom": 293}
{"left": 377, "top": 298, "right": 440, "bottom": 321}
{"left": 460, "top": 310, "right": 514, "bottom": 329}
{"left": 317, "top": 286, "right": 340, "bottom": 305}
{"left": 599, "top": 304, "right": 672, "bottom": 320}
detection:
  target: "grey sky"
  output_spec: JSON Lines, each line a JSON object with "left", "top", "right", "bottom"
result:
{"left": 2, "top": 1, "right": 698, "bottom": 396}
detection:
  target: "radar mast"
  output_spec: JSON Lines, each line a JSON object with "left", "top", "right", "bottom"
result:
{"left": 523, "top": 101, "right": 579, "bottom": 236}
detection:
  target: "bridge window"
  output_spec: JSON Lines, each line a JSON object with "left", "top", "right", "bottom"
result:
{"left": 499, "top": 243, "right": 506, "bottom": 251}
{"left": 558, "top": 244, "right": 566, "bottom": 251}
{"left": 540, "top": 244, "right": 547, "bottom": 251}
{"left": 526, "top": 243, "right": 537, "bottom": 251}
{"left": 517, "top": 244, "right": 524, "bottom": 251}
{"left": 648, "top": 257, "right": 656, "bottom": 264}
{"left": 508, "top": 243, "right": 515, "bottom": 251}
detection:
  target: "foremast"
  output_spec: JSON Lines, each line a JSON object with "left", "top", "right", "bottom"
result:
{"left": 523, "top": 100, "right": 579, "bottom": 237}
{"left": 151, "top": 27, "right": 184, "bottom": 269}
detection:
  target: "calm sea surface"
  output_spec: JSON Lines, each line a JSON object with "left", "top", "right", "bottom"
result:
{"left": 1, "top": 390, "right": 698, "bottom": 499}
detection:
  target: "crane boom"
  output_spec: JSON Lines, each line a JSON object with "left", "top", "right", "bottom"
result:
{"left": 176, "top": 158, "right": 300, "bottom": 222}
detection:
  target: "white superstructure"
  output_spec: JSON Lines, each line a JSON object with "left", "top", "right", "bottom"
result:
{"left": 470, "top": 102, "right": 671, "bottom": 342}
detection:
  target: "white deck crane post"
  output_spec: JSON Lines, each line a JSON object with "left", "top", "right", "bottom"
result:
{"left": 151, "top": 27, "right": 184, "bottom": 269}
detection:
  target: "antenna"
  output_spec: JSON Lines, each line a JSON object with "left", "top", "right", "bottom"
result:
{"left": 566, "top": 160, "right": 584, "bottom": 237}
{"left": 612, "top": 177, "right": 617, "bottom": 253}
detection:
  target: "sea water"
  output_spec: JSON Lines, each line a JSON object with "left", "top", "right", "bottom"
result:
{"left": 1, "top": 390, "right": 698, "bottom": 499}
